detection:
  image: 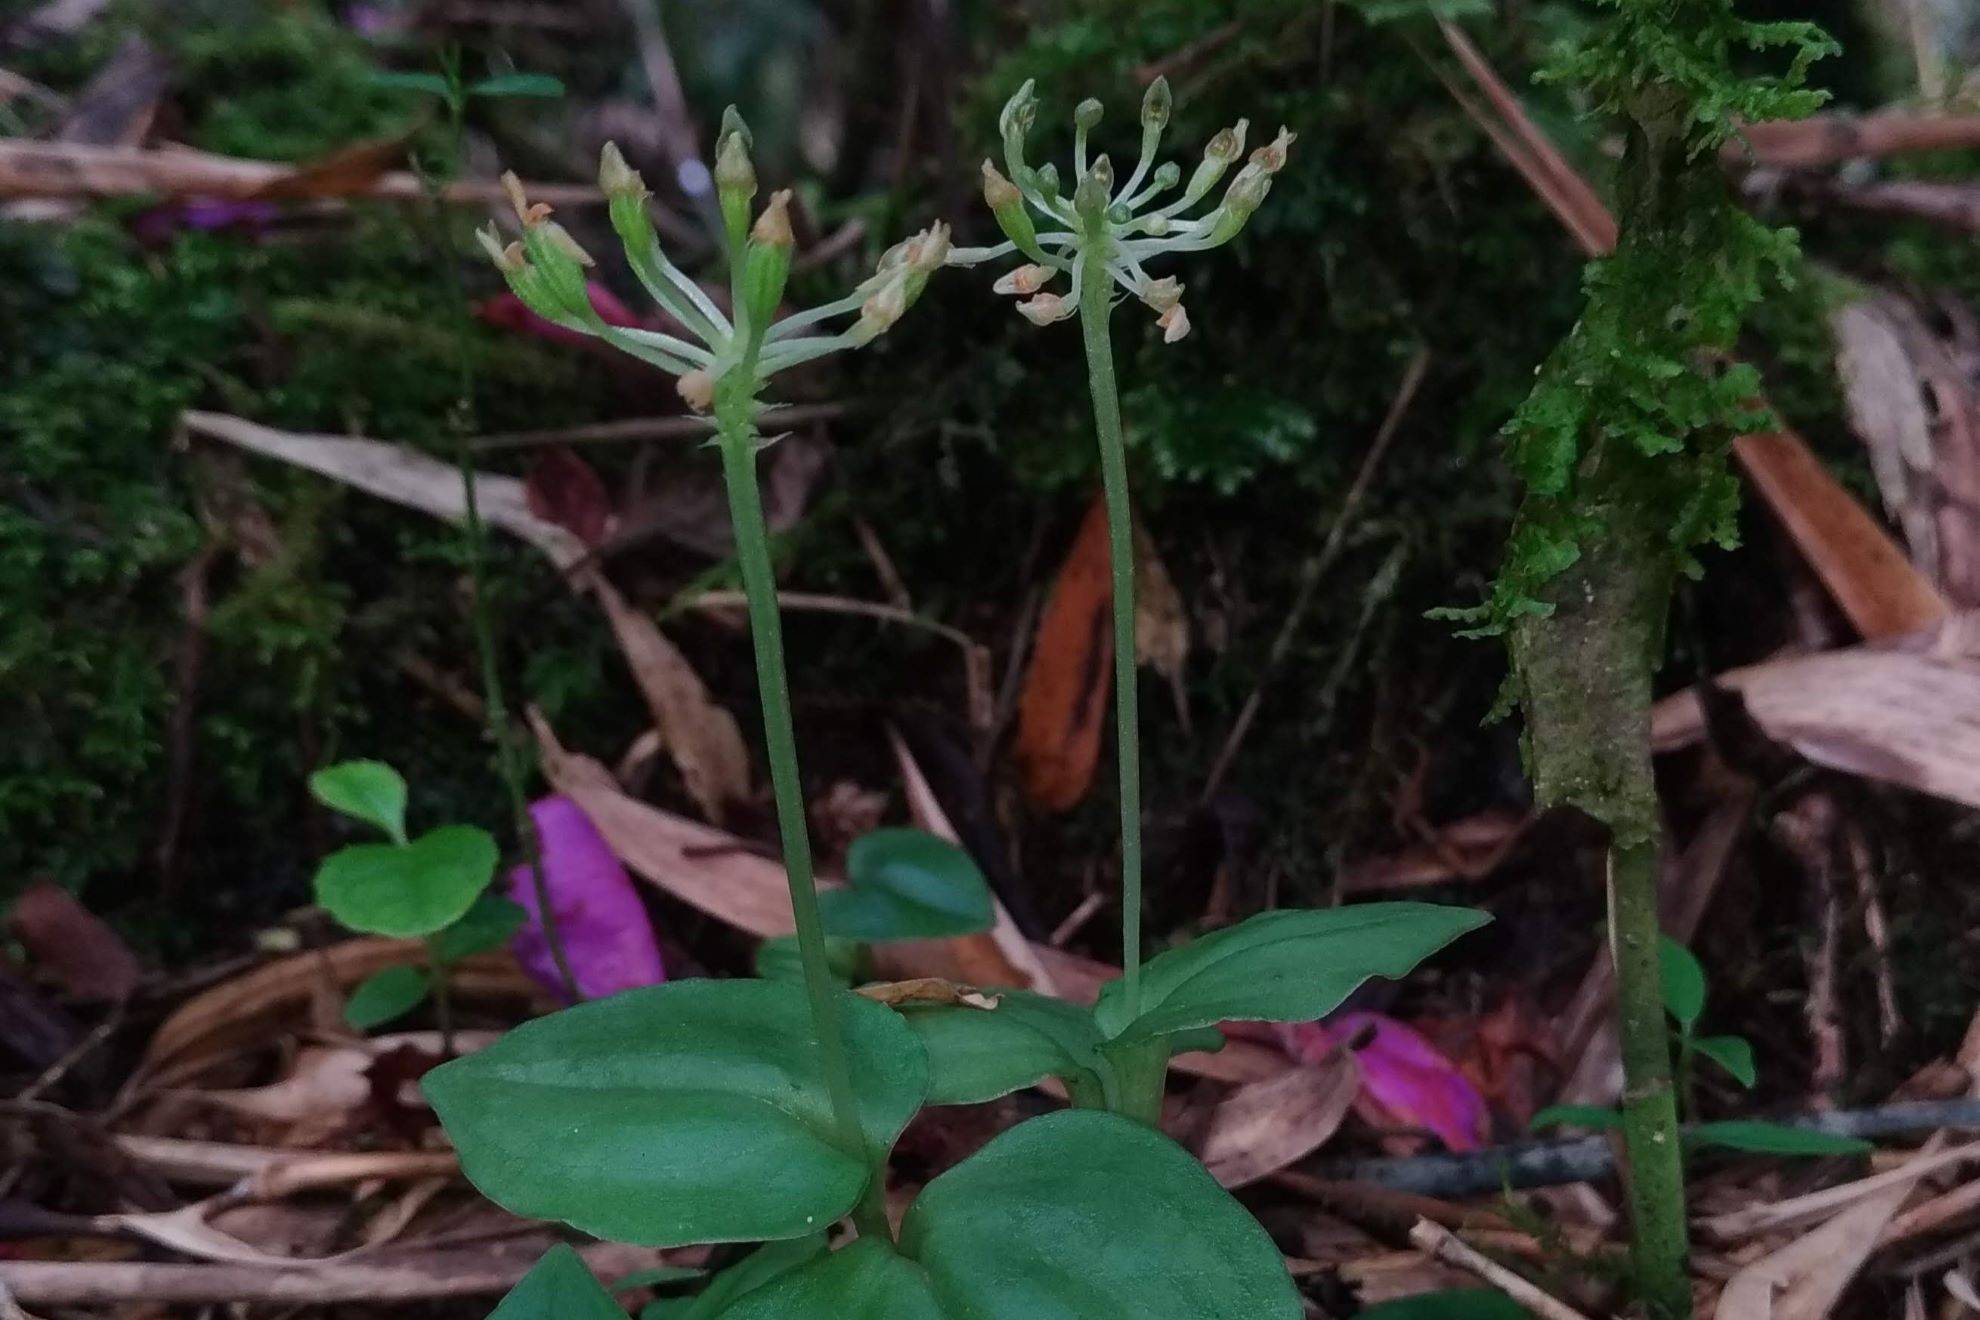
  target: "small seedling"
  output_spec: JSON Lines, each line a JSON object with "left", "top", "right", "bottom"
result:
{"left": 309, "top": 760, "right": 524, "bottom": 1041}
{"left": 1531, "top": 939, "right": 1870, "bottom": 1159}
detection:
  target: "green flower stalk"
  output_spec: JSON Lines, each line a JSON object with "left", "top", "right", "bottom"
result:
{"left": 483, "top": 121, "right": 946, "bottom": 1236}
{"left": 950, "top": 77, "right": 1291, "bottom": 1054}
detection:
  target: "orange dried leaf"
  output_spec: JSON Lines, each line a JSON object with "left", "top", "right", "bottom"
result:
{"left": 1015, "top": 495, "right": 1113, "bottom": 811}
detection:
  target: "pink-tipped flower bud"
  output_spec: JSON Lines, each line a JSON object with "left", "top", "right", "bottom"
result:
{"left": 981, "top": 160, "right": 1022, "bottom": 211}
{"left": 751, "top": 189, "right": 795, "bottom": 248}
{"left": 1157, "top": 302, "right": 1191, "bottom": 343}
{"left": 501, "top": 171, "right": 552, "bottom": 227}
{"left": 1250, "top": 126, "right": 1297, "bottom": 175}
{"left": 993, "top": 264, "right": 1055, "bottom": 296}
{"left": 903, "top": 221, "right": 951, "bottom": 275}
{"left": 676, "top": 369, "right": 715, "bottom": 413}
{"left": 1140, "top": 276, "right": 1183, "bottom": 313}
{"left": 1016, "top": 292, "right": 1075, "bottom": 326}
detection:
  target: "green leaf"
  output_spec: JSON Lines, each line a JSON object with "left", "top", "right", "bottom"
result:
{"left": 900, "top": 1109, "right": 1301, "bottom": 1317}
{"left": 709, "top": 1239, "right": 942, "bottom": 1319}
{"left": 423, "top": 979, "right": 929, "bottom": 1247}
{"left": 490, "top": 1245, "right": 625, "bottom": 1320}
{"left": 314, "top": 825, "right": 498, "bottom": 938}
{"left": 345, "top": 965, "right": 430, "bottom": 1030}
{"left": 1660, "top": 938, "right": 1707, "bottom": 1029}
{"left": 1688, "top": 1121, "right": 1871, "bottom": 1157}
{"left": 652, "top": 1237, "right": 826, "bottom": 1319}
{"left": 898, "top": 991, "right": 1108, "bottom": 1105}
{"left": 1358, "top": 1289, "right": 1531, "bottom": 1318}
{"left": 309, "top": 760, "right": 407, "bottom": 843}
{"left": 818, "top": 830, "right": 994, "bottom": 943}
{"left": 1529, "top": 1104, "right": 1622, "bottom": 1132}
{"left": 468, "top": 72, "right": 567, "bottom": 100}
{"left": 367, "top": 69, "right": 453, "bottom": 98}
{"left": 431, "top": 894, "right": 527, "bottom": 964}
{"left": 1093, "top": 904, "right": 1489, "bottom": 1042}
{"left": 1693, "top": 1035, "right": 1757, "bottom": 1088}
{"left": 755, "top": 934, "right": 864, "bottom": 985}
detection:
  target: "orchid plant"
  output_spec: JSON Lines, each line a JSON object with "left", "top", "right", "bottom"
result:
{"left": 420, "top": 99, "right": 1483, "bottom": 1319}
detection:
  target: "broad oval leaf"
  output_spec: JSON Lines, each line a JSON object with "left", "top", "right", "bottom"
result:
{"left": 712, "top": 1239, "right": 943, "bottom": 1320}
{"left": 431, "top": 893, "right": 528, "bottom": 965}
{"left": 490, "top": 1244, "right": 624, "bottom": 1320}
{"left": 1094, "top": 904, "right": 1489, "bottom": 1042}
{"left": 314, "top": 825, "right": 498, "bottom": 937}
{"left": 819, "top": 829, "right": 994, "bottom": 942}
{"left": 423, "top": 978, "right": 928, "bottom": 1246}
{"left": 345, "top": 964, "right": 430, "bottom": 1030}
{"left": 900, "top": 1109, "right": 1301, "bottom": 1318}
{"left": 1692, "top": 1034, "right": 1756, "bottom": 1088}
{"left": 1659, "top": 938, "right": 1707, "bottom": 1029}
{"left": 1688, "top": 1120, "right": 1870, "bottom": 1157}
{"left": 755, "top": 934, "right": 864, "bottom": 986}
{"left": 309, "top": 760, "right": 407, "bottom": 843}
{"left": 899, "top": 991, "right": 1108, "bottom": 1106}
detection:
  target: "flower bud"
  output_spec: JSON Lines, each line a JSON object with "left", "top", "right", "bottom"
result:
{"left": 677, "top": 369, "right": 715, "bottom": 412}
{"left": 1225, "top": 162, "right": 1272, "bottom": 216}
{"left": 903, "top": 221, "right": 950, "bottom": 275}
{"left": 859, "top": 272, "right": 910, "bottom": 338}
{"left": 715, "top": 108, "right": 758, "bottom": 252}
{"left": 1207, "top": 120, "right": 1249, "bottom": 166}
{"left": 740, "top": 189, "right": 795, "bottom": 331}
{"left": 1074, "top": 154, "right": 1113, "bottom": 217}
{"left": 1250, "top": 126, "right": 1296, "bottom": 175}
{"left": 1142, "top": 214, "right": 1172, "bottom": 236}
{"left": 1141, "top": 76, "right": 1172, "bottom": 132}
{"left": 1156, "top": 302, "right": 1190, "bottom": 343}
{"left": 982, "top": 160, "right": 1043, "bottom": 260}
{"left": 993, "top": 264, "right": 1055, "bottom": 296}
{"left": 1140, "top": 276, "right": 1183, "bottom": 312}
{"left": 1033, "top": 162, "right": 1061, "bottom": 199}
{"left": 999, "top": 80, "right": 1038, "bottom": 148}
{"left": 1074, "top": 98, "right": 1104, "bottom": 132}
{"left": 599, "top": 142, "right": 645, "bottom": 200}
{"left": 981, "top": 159, "right": 1022, "bottom": 211}
{"left": 1151, "top": 160, "right": 1181, "bottom": 192}
{"left": 1016, "top": 292, "right": 1075, "bottom": 326}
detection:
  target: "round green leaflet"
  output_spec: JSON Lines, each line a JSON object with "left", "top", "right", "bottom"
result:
{"left": 423, "top": 979, "right": 928, "bottom": 1247}
{"left": 713, "top": 1109, "right": 1301, "bottom": 1318}
{"left": 344, "top": 964, "right": 430, "bottom": 1029}
{"left": 308, "top": 759, "right": 408, "bottom": 843}
{"left": 818, "top": 828, "right": 995, "bottom": 943}
{"left": 313, "top": 824, "right": 498, "bottom": 938}
{"left": 1092, "top": 903, "right": 1490, "bottom": 1042}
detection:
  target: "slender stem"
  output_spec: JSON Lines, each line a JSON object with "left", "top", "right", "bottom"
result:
{"left": 426, "top": 935, "right": 456, "bottom": 1057}
{"left": 713, "top": 392, "right": 886, "bottom": 1241}
{"left": 1076, "top": 256, "right": 1145, "bottom": 1022}
{"left": 427, "top": 84, "right": 582, "bottom": 1005}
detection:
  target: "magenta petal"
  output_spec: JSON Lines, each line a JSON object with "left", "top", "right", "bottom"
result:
{"left": 508, "top": 796, "right": 665, "bottom": 1002}
{"left": 1277, "top": 1012, "right": 1489, "bottom": 1152}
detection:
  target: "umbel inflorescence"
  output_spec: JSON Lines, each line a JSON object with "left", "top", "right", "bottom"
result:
{"left": 477, "top": 110, "right": 949, "bottom": 414}
{"left": 950, "top": 76, "right": 1293, "bottom": 340}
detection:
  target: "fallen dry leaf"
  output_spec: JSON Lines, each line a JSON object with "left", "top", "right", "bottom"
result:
{"left": 249, "top": 136, "right": 410, "bottom": 201}
{"left": 1132, "top": 521, "right": 1189, "bottom": 690}
{"left": 854, "top": 978, "right": 1001, "bottom": 1010}
{"left": 523, "top": 446, "right": 616, "bottom": 547}
{"left": 1198, "top": 1053, "right": 1359, "bottom": 1188}
{"left": 7, "top": 882, "right": 141, "bottom": 1002}
{"left": 1015, "top": 494, "right": 1113, "bottom": 811}
{"left": 1652, "top": 616, "right": 1980, "bottom": 810}
{"left": 588, "top": 575, "right": 750, "bottom": 822}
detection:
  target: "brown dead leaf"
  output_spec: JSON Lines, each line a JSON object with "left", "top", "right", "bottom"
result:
{"left": 7, "top": 883, "right": 140, "bottom": 1002}
{"left": 588, "top": 575, "right": 750, "bottom": 823}
{"left": 1727, "top": 113, "right": 1980, "bottom": 171}
{"left": 1015, "top": 495, "right": 1113, "bottom": 812}
{"left": 1652, "top": 616, "right": 1980, "bottom": 809}
{"left": 854, "top": 978, "right": 1000, "bottom": 1010}
{"left": 1733, "top": 431, "right": 1949, "bottom": 639}
{"left": 1338, "top": 809, "right": 1528, "bottom": 894}
{"left": 1198, "top": 1053, "right": 1359, "bottom": 1189}
{"left": 250, "top": 136, "right": 410, "bottom": 201}
{"left": 181, "top": 412, "right": 587, "bottom": 571}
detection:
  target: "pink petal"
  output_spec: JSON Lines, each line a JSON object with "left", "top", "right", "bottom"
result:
{"left": 1277, "top": 1012, "right": 1489, "bottom": 1152}
{"left": 508, "top": 796, "right": 665, "bottom": 1002}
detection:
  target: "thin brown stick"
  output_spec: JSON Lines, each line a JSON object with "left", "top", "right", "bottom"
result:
{"left": 1200, "top": 348, "right": 1428, "bottom": 799}
{"left": 1408, "top": 1219, "right": 1592, "bottom": 1320}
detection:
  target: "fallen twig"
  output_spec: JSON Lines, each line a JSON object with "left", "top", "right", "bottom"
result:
{"left": 1408, "top": 1219, "right": 1591, "bottom": 1320}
